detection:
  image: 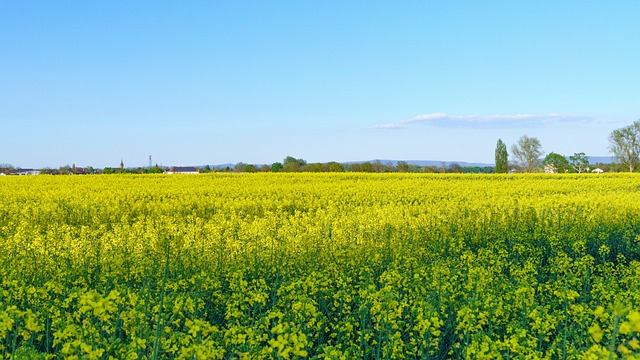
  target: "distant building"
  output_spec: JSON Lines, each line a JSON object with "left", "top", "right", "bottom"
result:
{"left": 17, "top": 169, "right": 40, "bottom": 176}
{"left": 592, "top": 168, "right": 604, "bottom": 174}
{"left": 166, "top": 166, "right": 200, "bottom": 174}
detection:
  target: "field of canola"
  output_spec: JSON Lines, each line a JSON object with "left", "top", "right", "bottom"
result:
{"left": 1, "top": 173, "right": 640, "bottom": 359}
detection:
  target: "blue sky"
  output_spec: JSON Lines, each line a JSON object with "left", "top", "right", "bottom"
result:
{"left": 1, "top": 1, "right": 638, "bottom": 168}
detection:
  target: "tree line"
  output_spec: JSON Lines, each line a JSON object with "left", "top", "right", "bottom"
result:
{"left": 227, "top": 156, "right": 494, "bottom": 174}
{"left": 0, "top": 158, "right": 493, "bottom": 175}
{"left": 495, "top": 119, "right": 640, "bottom": 173}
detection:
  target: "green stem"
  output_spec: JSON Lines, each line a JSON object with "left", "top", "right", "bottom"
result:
{"left": 152, "top": 241, "right": 171, "bottom": 360}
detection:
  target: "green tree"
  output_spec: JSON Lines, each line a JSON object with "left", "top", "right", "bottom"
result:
{"left": 360, "top": 162, "right": 375, "bottom": 172}
{"left": 304, "top": 163, "right": 324, "bottom": 172}
{"left": 328, "top": 162, "right": 345, "bottom": 172}
{"left": 511, "top": 135, "right": 543, "bottom": 173}
{"left": 282, "top": 162, "right": 301, "bottom": 172}
{"left": 609, "top": 120, "right": 640, "bottom": 172}
{"left": 351, "top": 162, "right": 374, "bottom": 172}
{"left": 58, "top": 165, "right": 72, "bottom": 175}
{"left": 147, "top": 165, "right": 163, "bottom": 174}
{"left": 271, "top": 162, "right": 283, "bottom": 172}
{"left": 495, "top": 139, "right": 509, "bottom": 173}
{"left": 542, "top": 152, "right": 570, "bottom": 173}
{"left": 283, "top": 156, "right": 306, "bottom": 166}
{"left": 282, "top": 156, "right": 306, "bottom": 172}
{"left": 569, "top": 152, "right": 589, "bottom": 173}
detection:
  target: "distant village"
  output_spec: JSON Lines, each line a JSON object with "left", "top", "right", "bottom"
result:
{"left": 0, "top": 160, "right": 201, "bottom": 176}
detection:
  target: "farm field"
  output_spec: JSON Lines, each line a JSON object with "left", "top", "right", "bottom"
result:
{"left": 1, "top": 173, "right": 640, "bottom": 359}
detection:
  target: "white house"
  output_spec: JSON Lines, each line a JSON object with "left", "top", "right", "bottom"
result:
{"left": 166, "top": 166, "right": 200, "bottom": 174}
{"left": 592, "top": 168, "right": 604, "bottom": 174}
{"left": 17, "top": 169, "right": 40, "bottom": 176}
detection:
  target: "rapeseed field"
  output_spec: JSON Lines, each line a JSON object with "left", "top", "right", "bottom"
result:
{"left": 1, "top": 173, "right": 639, "bottom": 359}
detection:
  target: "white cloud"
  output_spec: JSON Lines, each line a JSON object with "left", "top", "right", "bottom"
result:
{"left": 372, "top": 123, "right": 408, "bottom": 129}
{"left": 375, "top": 113, "right": 592, "bottom": 129}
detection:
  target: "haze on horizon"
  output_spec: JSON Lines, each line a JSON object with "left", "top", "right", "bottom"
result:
{"left": 2, "top": 1, "right": 638, "bottom": 169}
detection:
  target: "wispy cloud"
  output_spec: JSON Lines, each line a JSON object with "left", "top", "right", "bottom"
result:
{"left": 374, "top": 113, "right": 592, "bottom": 129}
{"left": 372, "top": 123, "right": 408, "bottom": 130}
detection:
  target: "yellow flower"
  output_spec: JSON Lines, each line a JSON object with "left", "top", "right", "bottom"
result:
{"left": 588, "top": 324, "right": 603, "bottom": 343}
{"left": 628, "top": 311, "right": 640, "bottom": 332}
{"left": 617, "top": 344, "right": 630, "bottom": 356}
{"left": 619, "top": 321, "right": 632, "bottom": 335}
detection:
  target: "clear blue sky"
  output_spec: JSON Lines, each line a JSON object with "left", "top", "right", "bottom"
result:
{"left": 2, "top": 1, "right": 638, "bottom": 168}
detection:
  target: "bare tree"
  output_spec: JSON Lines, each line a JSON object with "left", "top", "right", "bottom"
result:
{"left": 0, "top": 164, "right": 15, "bottom": 174}
{"left": 511, "top": 135, "right": 543, "bottom": 173}
{"left": 609, "top": 120, "right": 640, "bottom": 172}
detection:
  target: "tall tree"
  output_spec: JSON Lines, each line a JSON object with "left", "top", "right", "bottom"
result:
{"left": 609, "top": 120, "right": 640, "bottom": 172}
{"left": 495, "top": 139, "right": 509, "bottom": 173}
{"left": 569, "top": 152, "right": 589, "bottom": 173}
{"left": 511, "top": 135, "right": 543, "bottom": 173}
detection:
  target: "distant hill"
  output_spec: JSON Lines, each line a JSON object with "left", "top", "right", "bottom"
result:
{"left": 206, "top": 156, "right": 615, "bottom": 169}
{"left": 346, "top": 160, "right": 493, "bottom": 167}
{"left": 207, "top": 161, "right": 493, "bottom": 168}
{"left": 210, "top": 163, "right": 236, "bottom": 169}
{"left": 588, "top": 156, "right": 615, "bottom": 164}
{"left": 348, "top": 156, "right": 615, "bottom": 167}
